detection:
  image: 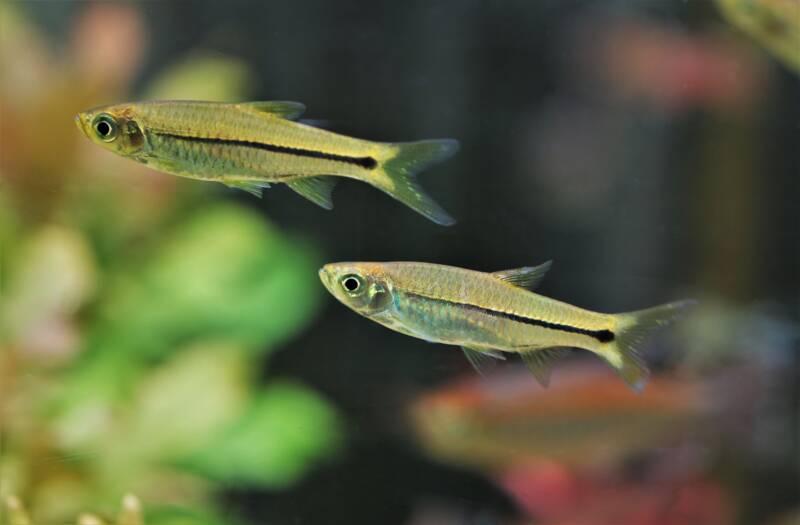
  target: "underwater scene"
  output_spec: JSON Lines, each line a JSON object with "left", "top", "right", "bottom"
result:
{"left": 1, "top": 1, "right": 798, "bottom": 524}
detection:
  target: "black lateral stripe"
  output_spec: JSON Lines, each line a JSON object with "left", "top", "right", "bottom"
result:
{"left": 406, "top": 292, "right": 614, "bottom": 343}
{"left": 156, "top": 132, "right": 378, "bottom": 169}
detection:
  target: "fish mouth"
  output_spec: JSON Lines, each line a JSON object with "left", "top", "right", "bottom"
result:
{"left": 74, "top": 113, "right": 89, "bottom": 137}
{"left": 318, "top": 267, "right": 334, "bottom": 291}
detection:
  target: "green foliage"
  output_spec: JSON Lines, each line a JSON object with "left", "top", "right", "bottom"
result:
{"left": 147, "top": 506, "right": 239, "bottom": 525}
{"left": 185, "top": 381, "right": 343, "bottom": 488}
{"left": 3, "top": 493, "right": 236, "bottom": 525}
{"left": 86, "top": 204, "right": 320, "bottom": 360}
{"left": 144, "top": 56, "right": 254, "bottom": 101}
{"left": 1, "top": 226, "right": 96, "bottom": 349}
{"left": 0, "top": 7, "right": 343, "bottom": 523}
{"left": 35, "top": 204, "right": 341, "bottom": 512}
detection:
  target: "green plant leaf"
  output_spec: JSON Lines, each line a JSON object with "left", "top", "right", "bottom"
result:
{"left": 144, "top": 55, "right": 253, "bottom": 101}
{"left": 80, "top": 204, "right": 320, "bottom": 369}
{"left": 184, "top": 381, "right": 343, "bottom": 488}
{"left": 147, "top": 506, "right": 240, "bottom": 525}
{"left": 1, "top": 226, "right": 96, "bottom": 346}
{"left": 123, "top": 342, "right": 250, "bottom": 459}
{"left": 55, "top": 342, "right": 248, "bottom": 456}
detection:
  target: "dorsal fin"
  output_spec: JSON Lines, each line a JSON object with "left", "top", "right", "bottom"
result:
{"left": 238, "top": 101, "right": 306, "bottom": 120}
{"left": 492, "top": 260, "right": 552, "bottom": 290}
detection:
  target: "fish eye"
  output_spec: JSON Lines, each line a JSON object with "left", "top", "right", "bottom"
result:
{"left": 340, "top": 274, "right": 363, "bottom": 294}
{"left": 92, "top": 114, "right": 118, "bottom": 142}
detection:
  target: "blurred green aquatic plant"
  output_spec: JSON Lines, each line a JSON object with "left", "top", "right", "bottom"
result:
{"left": 0, "top": 4, "right": 341, "bottom": 525}
{"left": 3, "top": 494, "right": 146, "bottom": 525}
{"left": 144, "top": 56, "right": 254, "bottom": 101}
{"left": 63, "top": 205, "right": 323, "bottom": 401}
{"left": 3, "top": 493, "right": 235, "bottom": 525}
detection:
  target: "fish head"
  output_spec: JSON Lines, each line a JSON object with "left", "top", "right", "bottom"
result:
{"left": 75, "top": 103, "right": 147, "bottom": 157}
{"left": 319, "top": 262, "right": 394, "bottom": 316}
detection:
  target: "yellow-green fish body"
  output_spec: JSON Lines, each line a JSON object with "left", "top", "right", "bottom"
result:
{"left": 320, "top": 261, "right": 694, "bottom": 391}
{"left": 716, "top": 0, "right": 800, "bottom": 74}
{"left": 75, "top": 100, "right": 458, "bottom": 224}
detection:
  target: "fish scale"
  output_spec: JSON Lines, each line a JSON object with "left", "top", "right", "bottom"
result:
{"left": 386, "top": 262, "right": 610, "bottom": 331}
{"left": 140, "top": 103, "right": 368, "bottom": 152}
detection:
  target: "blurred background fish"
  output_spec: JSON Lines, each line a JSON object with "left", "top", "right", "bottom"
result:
{"left": 407, "top": 363, "right": 762, "bottom": 524}
{"left": 408, "top": 364, "right": 710, "bottom": 472}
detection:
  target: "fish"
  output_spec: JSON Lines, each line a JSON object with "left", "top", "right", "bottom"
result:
{"left": 409, "top": 364, "right": 707, "bottom": 470}
{"left": 716, "top": 0, "right": 800, "bottom": 75}
{"left": 319, "top": 261, "right": 695, "bottom": 391}
{"left": 499, "top": 464, "right": 732, "bottom": 524}
{"left": 74, "top": 100, "right": 458, "bottom": 225}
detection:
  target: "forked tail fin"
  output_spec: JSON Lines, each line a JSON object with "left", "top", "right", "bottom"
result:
{"left": 373, "top": 139, "right": 459, "bottom": 226}
{"left": 608, "top": 300, "right": 696, "bottom": 392}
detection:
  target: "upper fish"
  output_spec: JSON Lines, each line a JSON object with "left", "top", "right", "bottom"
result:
{"left": 75, "top": 100, "right": 458, "bottom": 225}
{"left": 319, "top": 260, "right": 695, "bottom": 392}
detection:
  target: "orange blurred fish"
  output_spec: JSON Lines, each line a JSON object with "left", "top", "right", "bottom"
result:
{"left": 409, "top": 364, "right": 707, "bottom": 471}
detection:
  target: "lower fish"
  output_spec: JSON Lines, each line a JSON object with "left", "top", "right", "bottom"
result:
{"left": 319, "top": 261, "right": 694, "bottom": 391}
{"left": 75, "top": 100, "right": 458, "bottom": 225}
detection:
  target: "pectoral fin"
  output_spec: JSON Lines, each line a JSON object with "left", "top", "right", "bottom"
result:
{"left": 461, "top": 346, "right": 505, "bottom": 375}
{"left": 224, "top": 180, "right": 271, "bottom": 198}
{"left": 520, "top": 347, "right": 569, "bottom": 387}
{"left": 238, "top": 101, "right": 306, "bottom": 120}
{"left": 286, "top": 177, "right": 338, "bottom": 210}
{"left": 492, "top": 260, "right": 553, "bottom": 290}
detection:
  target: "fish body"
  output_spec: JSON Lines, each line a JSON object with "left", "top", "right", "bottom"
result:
{"left": 716, "top": 0, "right": 800, "bottom": 74}
{"left": 75, "top": 100, "right": 458, "bottom": 225}
{"left": 409, "top": 365, "right": 706, "bottom": 470}
{"left": 319, "top": 261, "right": 694, "bottom": 391}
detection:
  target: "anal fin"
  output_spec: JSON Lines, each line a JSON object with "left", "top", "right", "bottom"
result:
{"left": 286, "top": 177, "right": 338, "bottom": 210}
{"left": 225, "top": 180, "right": 271, "bottom": 198}
{"left": 520, "top": 347, "right": 570, "bottom": 387}
{"left": 461, "top": 346, "right": 505, "bottom": 375}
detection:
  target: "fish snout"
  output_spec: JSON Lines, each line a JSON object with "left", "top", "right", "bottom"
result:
{"left": 318, "top": 266, "right": 334, "bottom": 290}
{"left": 74, "top": 113, "right": 90, "bottom": 137}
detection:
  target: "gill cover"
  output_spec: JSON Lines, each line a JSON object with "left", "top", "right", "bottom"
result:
{"left": 339, "top": 272, "right": 392, "bottom": 314}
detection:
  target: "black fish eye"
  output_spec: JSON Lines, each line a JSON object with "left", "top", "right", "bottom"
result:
{"left": 93, "top": 114, "right": 118, "bottom": 142}
{"left": 341, "top": 274, "right": 363, "bottom": 294}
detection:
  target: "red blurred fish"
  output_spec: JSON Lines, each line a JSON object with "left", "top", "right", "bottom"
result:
{"left": 409, "top": 363, "right": 708, "bottom": 471}
{"left": 500, "top": 463, "right": 733, "bottom": 525}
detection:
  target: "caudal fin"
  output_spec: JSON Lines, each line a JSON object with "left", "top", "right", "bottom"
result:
{"left": 607, "top": 300, "right": 696, "bottom": 392}
{"left": 374, "top": 139, "right": 459, "bottom": 225}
